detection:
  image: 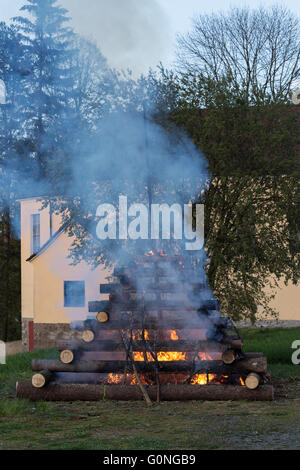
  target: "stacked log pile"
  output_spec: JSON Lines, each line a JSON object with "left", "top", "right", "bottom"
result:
{"left": 16, "top": 255, "right": 273, "bottom": 402}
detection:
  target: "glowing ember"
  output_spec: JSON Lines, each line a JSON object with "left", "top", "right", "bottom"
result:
{"left": 132, "top": 351, "right": 187, "bottom": 361}
{"left": 106, "top": 373, "right": 123, "bottom": 384}
{"left": 190, "top": 374, "right": 216, "bottom": 385}
{"left": 106, "top": 373, "right": 145, "bottom": 386}
{"left": 145, "top": 250, "right": 155, "bottom": 257}
{"left": 157, "top": 250, "right": 167, "bottom": 257}
{"left": 239, "top": 377, "right": 246, "bottom": 386}
{"left": 132, "top": 330, "right": 150, "bottom": 340}
{"left": 197, "top": 352, "right": 213, "bottom": 361}
{"left": 167, "top": 330, "right": 179, "bottom": 340}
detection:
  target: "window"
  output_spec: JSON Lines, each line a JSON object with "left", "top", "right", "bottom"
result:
{"left": 31, "top": 214, "right": 40, "bottom": 254}
{"left": 64, "top": 281, "right": 85, "bottom": 307}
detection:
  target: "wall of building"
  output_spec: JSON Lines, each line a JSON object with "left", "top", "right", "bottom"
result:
{"left": 31, "top": 231, "right": 111, "bottom": 325}
{"left": 20, "top": 198, "right": 111, "bottom": 349}
{"left": 20, "top": 198, "right": 51, "bottom": 321}
{"left": 271, "top": 281, "right": 299, "bottom": 322}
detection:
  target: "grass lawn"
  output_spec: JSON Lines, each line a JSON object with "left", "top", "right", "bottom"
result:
{"left": 0, "top": 328, "right": 299, "bottom": 450}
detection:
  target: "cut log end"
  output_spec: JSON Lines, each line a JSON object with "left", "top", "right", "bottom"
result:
{"left": 60, "top": 350, "right": 74, "bottom": 364}
{"left": 31, "top": 370, "right": 52, "bottom": 388}
{"left": 222, "top": 349, "right": 236, "bottom": 365}
{"left": 82, "top": 330, "right": 95, "bottom": 343}
{"left": 245, "top": 373, "right": 261, "bottom": 390}
{"left": 96, "top": 312, "right": 109, "bottom": 323}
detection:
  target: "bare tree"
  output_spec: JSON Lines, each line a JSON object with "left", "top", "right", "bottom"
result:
{"left": 176, "top": 5, "right": 300, "bottom": 100}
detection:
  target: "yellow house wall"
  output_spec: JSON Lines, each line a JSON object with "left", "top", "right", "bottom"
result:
{"left": 270, "top": 282, "right": 299, "bottom": 321}
{"left": 20, "top": 198, "right": 52, "bottom": 319}
{"left": 31, "top": 231, "right": 111, "bottom": 324}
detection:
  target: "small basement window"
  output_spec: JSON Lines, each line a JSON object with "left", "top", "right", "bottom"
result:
{"left": 64, "top": 281, "right": 85, "bottom": 307}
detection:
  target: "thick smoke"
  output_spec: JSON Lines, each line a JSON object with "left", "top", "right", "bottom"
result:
{"left": 65, "top": 110, "right": 225, "bottom": 341}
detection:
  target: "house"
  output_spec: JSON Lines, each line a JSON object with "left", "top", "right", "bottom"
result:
{"left": 19, "top": 196, "right": 300, "bottom": 351}
{"left": 19, "top": 197, "right": 111, "bottom": 351}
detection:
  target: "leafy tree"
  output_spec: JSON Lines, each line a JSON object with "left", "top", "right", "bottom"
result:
{"left": 154, "top": 65, "right": 300, "bottom": 322}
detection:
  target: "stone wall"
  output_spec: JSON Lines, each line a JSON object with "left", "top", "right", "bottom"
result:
{"left": 21, "top": 318, "right": 33, "bottom": 352}
{"left": 33, "top": 323, "right": 82, "bottom": 350}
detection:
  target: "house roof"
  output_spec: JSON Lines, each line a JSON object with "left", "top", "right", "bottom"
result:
{"left": 26, "top": 223, "right": 69, "bottom": 262}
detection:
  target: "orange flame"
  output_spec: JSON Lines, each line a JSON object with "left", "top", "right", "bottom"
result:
{"left": 197, "top": 352, "right": 213, "bottom": 361}
{"left": 167, "top": 330, "right": 179, "bottom": 340}
{"left": 145, "top": 250, "right": 155, "bottom": 257}
{"left": 190, "top": 374, "right": 216, "bottom": 385}
{"left": 132, "top": 351, "right": 187, "bottom": 361}
{"left": 132, "top": 330, "right": 150, "bottom": 340}
{"left": 157, "top": 250, "right": 167, "bottom": 257}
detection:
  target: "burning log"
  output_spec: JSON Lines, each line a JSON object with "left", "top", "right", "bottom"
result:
{"left": 31, "top": 370, "right": 53, "bottom": 388}
{"left": 89, "top": 300, "right": 218, "bottom": 312}
{"left": 73, "top": 319, "right": 240, "bottom": 345}
{"left": 16, "top": 382, "right": 274, "bottom": 401}
{"left": 31, "top": 356, "right": 267, "bottom": 375}
{"left": 60, "top": 350, "right": 75, "bottom": 364}
{"left": 57, "top": 339, "right": 233, "bottom": 353}
{"left": 100, "top": 282, "right": 207, "bottom": 294}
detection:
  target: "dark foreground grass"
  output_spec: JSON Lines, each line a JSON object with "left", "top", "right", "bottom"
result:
{"left": 0, "top": 328, "right": 299, "bottom": 450}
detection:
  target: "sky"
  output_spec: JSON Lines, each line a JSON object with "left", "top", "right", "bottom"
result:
{"left": 1, "top": 0, "right": 300, "bottom": 75}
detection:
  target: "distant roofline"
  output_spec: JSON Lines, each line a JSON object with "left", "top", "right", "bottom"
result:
{"left": 26, "top": 223, "right": 69, "bottom": 262}
{"left": 17, "top": 195, "right": 60, "bottom": 202}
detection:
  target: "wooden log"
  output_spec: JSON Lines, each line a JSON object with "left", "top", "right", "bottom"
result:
{"left": 96, "top": 312, "right": 109, "bottom": 323}
{"left": 89, "top": 300, "right": 218, "bottom": 313}
{"left": 31, "top": 356, "right": 267, "bottom": 374}
{"left": 222, "top": 338, "right": 243, "bottom": 350}
{"left": 60, "top": 350, "right": 75, "bottom": 364}
{"left": 73, "top": 318, "right": 229, "bottom": 333}
{"left": 100, "top": 282, "right": 207, "bottom": 294}
{"left": 57, "top": 339, "right": 229, "bottom": 353}
{"left": 222, "top": 350, "right": 237, "bottom": 364}
{"left": 236, "top": 356, "right": 267, "bottom": 374}
{"left": 245, "top": 373, "right": 261, "bottom": 390}
{"left": 16, "top": 382, "right": 274, "bottom": 401}
{"left": 31, "top": 370, "right": 53, "bottom": 388}
{"left": 82, "top": 330, "right": 95, "bottom": 343}
{"left": 242, "top": 352, "right": 264, "bottom": 358}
